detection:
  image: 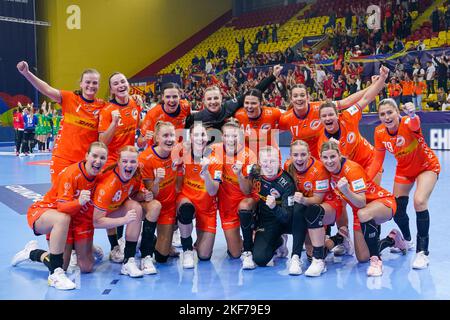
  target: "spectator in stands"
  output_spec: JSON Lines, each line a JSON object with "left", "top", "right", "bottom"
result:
{"left": 375, "top": 42, "right": 383, "bottom": 55}
{"left": 425, "top": 60, "right": 436, "bottom": 95}
{"left": 412, "top": 59, "right": 425, "bottom": 82}
{"left": 315, "top": 65, "right": 327, "bottom": 88}
{"left": 446, "top": 4, "right": 450, "bottom": 31}
{"left": 249, "top": 39, "right": 259, "bottom": 55}
{"left": 431, "top": 7, "right": 440, "bottom": 33}
{"left": 236, "top": 37, "right": 246, "bottom": 58}
{"left": 345, "top": 7, "right": 353, "bottom": 31}
{"left": 323, "top": 10, "right": 336, "bottom": 33}
{"left": 385, "top": 4, "right": 393, "bottom": 33}
{"left": 393, "top": 37, "right": 405, "bottom": 53}
{"left": 284, "top": 47, "right": 295, "bottom": 63}
{"left": 207, "top": 48, "right": 214, "bottom": 60}
{"left": 271, "top": 24, "right": 278, "bottom": 43}
{"left": 394, "top": 59, "right": 405, "bottom": 79}
{"left": 410, "top": 0, "right": 418, "bottom": 12}
{"left": 428, "top": 87, "right": 448, "bottom": 111}
{"left": 400, "top": 73, "right": 414, "bottom": 105}
{"left": 205, "top": 60, "right": 213, "bottom": 74}
{"left": 417, "top": 39, "right": 426, "bottom": 51}
{"left": 412, "top": 76, "right": 426, "bottom": 111}
{"left": 432, "top": 54, "right": 448, "bottom": 94}
{"left": 388, "top": 77, "right": 402, "bottom": 107}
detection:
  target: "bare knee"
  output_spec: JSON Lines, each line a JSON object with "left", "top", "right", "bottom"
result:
{"left": 238, "top": 198, "right": 256, "bottom": 211}
{"left": 357, "top": 208, "right": 371, "bottom": 223}
{"left": 413, "top": 195, "right": 428, "bottom": 211}
{"left": 55, "top": 213, "right": 71, "bottom": 226}
{"left": 145, "top": 200, "right": 162, "bottom": 221}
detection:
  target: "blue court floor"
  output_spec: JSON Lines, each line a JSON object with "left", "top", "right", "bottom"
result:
{"left": 0, "top": 146, "right": 449, "bottom": 300}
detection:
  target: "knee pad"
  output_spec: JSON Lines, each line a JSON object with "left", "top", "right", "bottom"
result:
{"left": 305, "top": 205, "right": 325, "bottom": 229}
{"left": 177, "top": 203, "right": 195, "bottom": 225}
{"left": 154, "top": 250, "right": 169, "bottom": 263}
{"left": 227, "top": 250, "right": 241, "bottom": 260}
{"left": 238, "top": 210, "right": 254, "bottom": 230}
{"left": 198, "top": 255, "right": 212, "bottom": 261}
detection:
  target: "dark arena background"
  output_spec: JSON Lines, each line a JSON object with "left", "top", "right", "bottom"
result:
{"left": 0, "top": 0, "right": 449, "bottom": 309}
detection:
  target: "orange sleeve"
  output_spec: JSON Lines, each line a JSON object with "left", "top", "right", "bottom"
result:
{"left": 56, "top": 171, "right": 76, "bottom": 202}
{"left": 59, "top": 90, "right": 74, "bottom": 114}
{"left": 406, "top": 116, "right": 421, "bottom": 132}
{"left": 57, "top": 200, "right": 82, "bottom": 216}
{"left": 366, "top": 149, "right": 386, "bottom": 181}
{"left": 346, "top": 164, "right": 367, "bottom": 194}
{"left": 98, "top": 106, "right": 112, "bottom": 133}
{"left": 92, "top": 183, "right": 112, "bottom": 212}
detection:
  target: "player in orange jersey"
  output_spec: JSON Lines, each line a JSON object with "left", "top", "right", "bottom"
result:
{"left": 216, "top": 119, "right": 257, "bottom": 259}
{"left": 279, "top": 81, "right": 378, "bottom": 160}
{"left": 139, "top": 121, "right": 182, "bottom": 267}
{"left": 370, "top": 100, "right": 440, "bottom": 270}
{"left": 11, "top": 142, "right": 108, "bottom": 290}
{"left": 317, "top": 66, "right": 390, "bottom": 184}
{"left": 234, "top": 88, "right": 282, "bottom": 154}
{"left": 92, "top": 146, "right": 153, "bottom": 278}
{"left": 176, "top": 123, "right": 223, "bottom": 269}
{"left": 284, "top": 140, "right": 351, "bottom": 276}
{"left": 138, "top": 82, "right": 191, "bottom": 148}
{"left": 17, "top": 61, "right": 105, "bottom": 184}
{"left": 98, "top": 72, "right": 144, "bottom": 255}
{"left": 320, "top": 140, "right": 407, "bottom": 277}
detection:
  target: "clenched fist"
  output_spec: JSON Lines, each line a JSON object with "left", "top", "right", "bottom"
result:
{"left": 78, "top": 190, "right": 91, "bottom": 206}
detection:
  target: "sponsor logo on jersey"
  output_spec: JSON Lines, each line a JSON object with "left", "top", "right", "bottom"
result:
{"left": 316, "top": 179, "right": 329, "bottom": 191}
{"left": 288, "top": 196, "right": 294, "bottom": 206}
{"left": 351, "top": 178, "right": 366, "bottom": 192}
{"left": 347, "top": 105, "right": 359, "bottom": 116}
{"left": 214, "top": 170, "right": 222, "bottom": 180}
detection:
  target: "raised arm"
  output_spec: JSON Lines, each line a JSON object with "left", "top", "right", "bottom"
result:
{"left": 17, "top": 61, "right": 61, "bottom": 103}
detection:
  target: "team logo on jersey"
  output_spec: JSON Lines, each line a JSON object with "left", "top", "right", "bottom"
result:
{"left": 132, "top": 108, "right": 138, "bottom": 120}
{"left": 270, "top": 188, "right": 281, "bottom": 198}
{"left": 303, "top": 181, "right": 313, "bottom": 191}
{"left": 310, "top": 120, "right": 321, "bottom": 130}
{"left": 351, "top": 178, "right": 366, "bottom": 192}
{"left": 261, "top": 123, "right": 272, "bottom": 130}
{"left": 369, "top": 186, "right": 376, "bottom": 193}
{"left": 347, "top": 132, "right": 356, "bottom": 144}
{"left": 396, "top": 135, "right": 405, "bottom": 147}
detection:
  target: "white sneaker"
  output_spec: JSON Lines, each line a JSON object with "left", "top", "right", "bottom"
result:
{"left": 121, "top": 258, "right": 144, "bottom": 278}
{"left": 141, "top": 255, "right": 157, "bottom": 275}
{"left": 288, "top": 254, "right": 303, "bottom": 275}
{"left": 109, "top": 245, "right": 124, "bottom": 263}
{"left": 367, "top": 256, "right": 383, "bottom": 277}
{"left": 182, "top": 250, "right": 195, "bottom": 269}
{"left": 93, "top": 245, "right": 104, "bottom": 261}
{"left": 331, "top": 244, "right": 346, "bottom": 256}
{"left": 172, "top": 229, "right": 182, "bottom": 247}
{"left": 11, "top": 240, "right": 38, "bottom": 266}
{"left": 48, "top": 268, "right": 76, "bottom": 290}
{"left": 69, "top": 250, "right": 77, "bottom": 268}
{"left": 339, "top": 227, "right": 354, "bottom": 256}
{"left": 391, "top": 239, "right": 414, "bottom": 253}
{"left": 305, "top": 257, "right": 327, "bottom": 277}
{"left": 241, "top": 251, "right": 256, "bottom": 270}
{"left": 274, "top": 234, "right": 289, "bottom": 258}
{"left": 412, "top": 251, "right": 429, "bottom": 269}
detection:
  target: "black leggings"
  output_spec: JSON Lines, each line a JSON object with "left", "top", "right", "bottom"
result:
{"left": 253, "top": 204, "right": 308, "bottom": 266}
{"left": 15, "top": 129, "right": 24, "bottom": 153}
{"left": 22, "top": 130, "right": 35, "bottom": 153}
